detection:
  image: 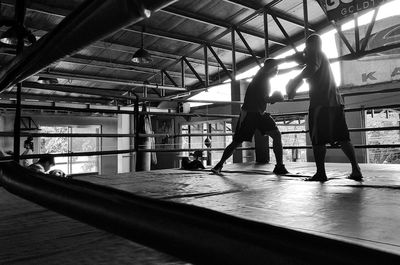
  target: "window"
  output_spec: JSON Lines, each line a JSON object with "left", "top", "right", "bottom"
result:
{"left": 365, "top": 109, "right": 400, "bottom": 164}
{"left": 40, "top": 125, "right": 101, "bottom": 174}
{"left": 209, "top": 121, "right": 233, "bottom": 165}
{"left": 180, "top": 120, "right": 232, "bottom": 165}
{"left": 269, "top": 117, "right": 307, "bottom": 163}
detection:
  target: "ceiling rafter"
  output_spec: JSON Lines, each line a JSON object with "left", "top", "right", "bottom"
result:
{"left": 1, "top": 91, "right": 111, "bottom": 105}
{"left": 223, "top": 0, "right": 315, "bottom": 31}
{"left": 0, "top": 0, "right": 341, "bottom": 100}
{"left": 1, "top": 0, "right": 263, "bottom": 91}
{"left": 0, "top": 1, "right": 230, "bottom": 69}
{"left": 194, "top": 12, "right": 333, "bottom": 91}
{"left": 20, "top": 81, "right": 177, "bottom": 103}
{"left": 144, "top": 5, "right": 268, "bottom": 84}
{"left": 124, "top": 25, "right": 261, "bottom": 56}
{"left": 15, "top": 28, "right": 225, "bottom": 69}
{"left": 63, "top": 55, "right": 205, "bottom": 80}
{"left": 92, "top": 40, "right": 226, "bottom": 69}
{"left": 37, "top": 72, "right": 187, "bottom": 91}
{"left": 161, "top": 6, "right": 286, "bottom": 46}
{"left": 0, "top": 50, "right": 205, "bottom": 80}
{"left": 4, "top": 0, "right": 260, "bottom": 56}
{"left": 21, "top": 81, "right": 136, "bottom": 100}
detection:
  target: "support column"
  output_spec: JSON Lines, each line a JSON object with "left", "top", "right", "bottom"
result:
{"left": 134, "top": 97, "right": 139, "bottom": 172}
{"left": 254, "top": 9, "right": 271, "bottom": 164}
{"left": 263, "top": 9, "right": 269, "bottom": 58}
{"left": 231, "top": 81, "right": 242, "bottom": 164}
{"left": 230, "top": 28, "right": 242, "bottom": 163}
{"left": 303, "top": 0, "right": 309, "bottom": 40}
{"left": 204, "top": 46, "right": 209, "bottom": 87}
{"left": 129, "top": 91, "right": 135, "bottom": 172}
{"left": 13, "top": 0, "right": 27, "bottom": 162}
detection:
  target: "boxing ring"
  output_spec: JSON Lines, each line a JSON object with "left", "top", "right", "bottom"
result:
{"left": 1, "top": 92, "right": 400, "bottom": 264}
{"left": 1, "top": 0, "right": 400, "bottom": 264}
{"left": 2, "top": 161, "right": 400, "bottom": 264}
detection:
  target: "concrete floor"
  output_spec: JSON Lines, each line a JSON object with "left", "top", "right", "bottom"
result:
{"left": 1, "top": 162, "right": 400, "bottom": 263}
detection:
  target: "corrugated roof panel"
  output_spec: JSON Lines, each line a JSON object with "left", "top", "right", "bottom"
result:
{"left": 33, "top": 0, "right": 83, "bottom": 11}
{"left": 172, "top": 0, "right": 219, "bottom": 12}
{"left": 0, "top": 0, "right": 346, "bottom": 103}
{"left": 274, "top": 0, "right": 325, "bottom": 25}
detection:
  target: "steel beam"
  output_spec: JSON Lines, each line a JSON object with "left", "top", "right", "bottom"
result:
{"left": 264, "top": 10, "right": 269, "bottom": 58}
{"left": 331, "top": 20, "right": 355, "bottom": 54}
{"left": 235, "top": 28, "right": 262, "bottom": 67}
{"left": 354, "top": 13, "right": 360, "bottom": 52}
{"left": 38, "top": 72, "right": 187, "bottom": 91}
{"left": 361, "top": 7, "right": 379, "bottom": 52}
{"left": 223, "top": 0, "right": 315, "bottom": 31}
{"left": 144, "top": 4, "right": 269, "bottom": 85}
{"left": 0, "top": 27, "right": 224, "bottom": 70}
{"left": 303, "top": 0, "right": 309, "bottom": 40}
{"left": 1, "top": 91, "right": 111, "bottom": 105}
{"left": 183, "top": 57, "right": 204, "bottom": 85}
{"left": 231, "top": 28, "right": 237, "bottom": 78}
{"left": 64, "top": 54, "right": 205, "bottom": 80}
{"left": 207, "top": 45, "right": 234, "bottom": 81}
{"left": 13, "top": 0, "right": 27, "bottom": 162}
{"left": 162, "top": 70, "right": 179, "bottom": 87}
{"left": 270, "top": 12, "right": 298, "bottom": 52}
{"left": 1, "top": 1, "right": 227, "bottom": 69}
{"left": 160, "top": 71, "right": 166, "bottom": 97}
{"left": 125, "top": 26, "right": 255, "bottom": 55}
{"left": 0, "top": 50, "right": 203, "bottom": 81}
{"left": 161, "top": 6, "right": 286, "bottom": 46}
{"left": 0, "top": 0, "right": 179, "bottom": 92}
{"left": 204, "top": 46, "right": 209, "bottom": 87}
{"left": 181, "top": 58, "right": 185, "bottom": 87}
{"left": 21, "top": 81, "right": 137, "bottom": 101}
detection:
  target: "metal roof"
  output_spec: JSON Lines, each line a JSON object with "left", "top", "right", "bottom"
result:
{"left": 0, "top": 0, "right": 340, "bottom": 106}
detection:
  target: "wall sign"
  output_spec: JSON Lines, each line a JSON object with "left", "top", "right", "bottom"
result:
{"left": 323, "top": 0, "right": 389, "bottom": 21}
{"left": 337, "top": 16, "right": 400, "bottom": 86}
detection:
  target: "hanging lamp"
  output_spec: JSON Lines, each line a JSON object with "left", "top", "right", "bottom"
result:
{"left": 131, "top": 29, "right": 152, "bottom": 64}
{"left": 37, "top": 69, "right": 59, "bottom": 85}
{"left": 37, "top": 76, "right": 59, "bottom": 85}
{"left": 0, "top": 23, "right": 36, "bottom": 47}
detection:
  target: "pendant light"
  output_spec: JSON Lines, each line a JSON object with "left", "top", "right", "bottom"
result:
{"left": 37, "top": 76, "right": 59, "bottom": 85}
{"left": 37, "top": 69, "right": 59, "bottom": 85}
{"left": 0, "top": 24, "right": 36, "bottom": 46}
{"left": 131, "top": 28, "right": 152, "bottom": 64}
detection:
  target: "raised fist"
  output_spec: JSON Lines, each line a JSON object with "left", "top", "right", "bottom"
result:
{"left": 269, "top": 91, "right": 284, "bottom": 104}
{"left": 286, "top": 79, "right": 298, "bottom": 100}
{"left": 284, "top": 52, "right": 305, "bottom": 64}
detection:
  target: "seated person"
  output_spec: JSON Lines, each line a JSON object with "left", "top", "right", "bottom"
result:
{"left": 181, "top": 150, "right": 205, "bottom": 170}
{"left": 21, "top": 136, "right": 34, "bottom": 167}
{"left": 28, "top": 154, "right": 55, "bottom": 173}
{"left": 28, "top": 154, "right": 67, "bottom": 178}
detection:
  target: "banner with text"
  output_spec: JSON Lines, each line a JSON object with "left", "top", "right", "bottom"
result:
{"left": 337, "top": 16, "right": 400, "bottom": 86}
{"left": 323, "top": 0, "right": 389, "bottom": 21}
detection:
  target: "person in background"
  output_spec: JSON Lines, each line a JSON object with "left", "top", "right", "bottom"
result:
{"left": 28, "top": 153, "right": 68, "bottom": 178}
{"left": 28, "top": 153, "right": 55, "bottom": 173}
{"left": 21, "top": 136, "right": 34, "bottom": 167}
{"left": 284, "top": 34, "right": 362, "bottom": 181}
{"left": 181, "top": 150, "right": 205, "bottom": 170}
{"left": 211, "top": 58, "right": 288, "bottom": 175}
